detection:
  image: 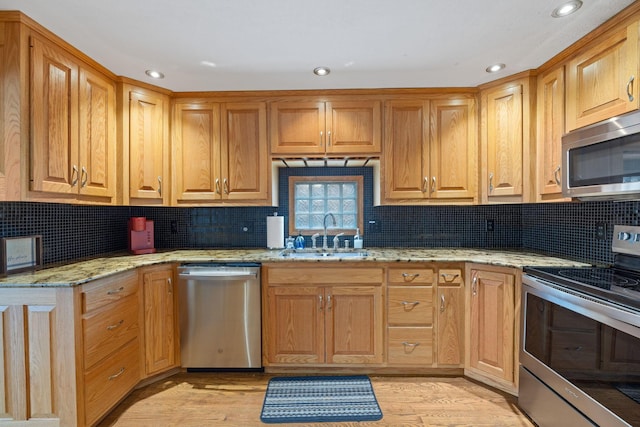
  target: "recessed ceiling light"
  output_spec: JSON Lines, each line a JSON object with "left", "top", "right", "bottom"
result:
{"left": 145, "top": 69, "right": 165, "bottom": 79}
{"left": 485, "top": 63, "right": 506, "bottom": 73}
{"left": 201, "top": 61, "right": 217, "bottom": 68}
{"left": 313, "top": 67, "right": 330, "bottom": 76}
{"left": 551, "top": 0, "right": 583, "bottom": 18}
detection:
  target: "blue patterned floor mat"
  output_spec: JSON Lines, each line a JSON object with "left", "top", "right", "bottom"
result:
{"left": 260, "top": 375, "right": 383, "bottom": 423}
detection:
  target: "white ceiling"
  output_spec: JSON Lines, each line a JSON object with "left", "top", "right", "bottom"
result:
{"left": 0, "top": 0, "right": 635, "bottom": 92}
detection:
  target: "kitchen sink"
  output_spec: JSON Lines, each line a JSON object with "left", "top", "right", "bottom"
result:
{"left": 279, "top": 250, "right": 369, "bottom": 259}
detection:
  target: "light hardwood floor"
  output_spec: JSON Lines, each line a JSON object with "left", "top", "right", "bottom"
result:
{"left": 97, "top": 373, "right": 535, "bottom": 427}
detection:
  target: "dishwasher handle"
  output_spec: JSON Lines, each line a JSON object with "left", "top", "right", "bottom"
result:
{"left": 177, "top": 269, "right": 258, "bottom": 281}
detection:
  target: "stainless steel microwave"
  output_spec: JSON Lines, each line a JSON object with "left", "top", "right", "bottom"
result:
{"left": 563, "top": 109, "right": 640, "bottom": 200}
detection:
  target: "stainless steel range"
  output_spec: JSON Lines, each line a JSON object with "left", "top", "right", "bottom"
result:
{"left": 520, "top": 225, "right": 640, "bottom": 427}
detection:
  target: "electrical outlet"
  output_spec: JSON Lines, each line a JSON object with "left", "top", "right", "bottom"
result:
{"left": 595, "top": 222, "right": 606, "bottom": 240}
{"left": 170, "top": 220, "right": 178, "bottom": 234}
{"left": 368, "top": 220, "right": 382, "bottom": 233}
{"left": 486, "top": 219, "right": 495, "bottom": 232}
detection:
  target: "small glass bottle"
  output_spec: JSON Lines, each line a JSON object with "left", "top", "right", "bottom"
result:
{"left": 294, "top": 232, "right": 305, "bottom": 249}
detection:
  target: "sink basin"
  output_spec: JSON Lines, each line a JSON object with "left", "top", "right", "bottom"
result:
{"left": 279, "top": 250, "right": 369, "bottom": 259}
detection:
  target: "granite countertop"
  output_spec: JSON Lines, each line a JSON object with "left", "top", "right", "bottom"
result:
{"left": 0, "top": 248, "right": 590, "bottom": 288}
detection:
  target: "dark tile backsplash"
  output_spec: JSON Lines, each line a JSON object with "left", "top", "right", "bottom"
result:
{"left": 2, "top": 175, "right": 640, "bottom": 267}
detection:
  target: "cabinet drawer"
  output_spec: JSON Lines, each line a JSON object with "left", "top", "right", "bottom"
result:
{"left": 84, "top": 338, "right": 140, "bottom": 426}
{"left": 388, "top": 327, "right": 433, "bottom": 365}
{"left": 388, "top": 287, "right": 433, "bottom": 325}
{"left": 267, "top": 267, "right": 383, "bottom": 284}
{"left": 83, "top": 293, "right": 139, "bottom": 369}
{"left": 438, "top": 269, "right": 463, "bottom": 285}
{"left": 82, "top": 270, "right": 139, "bottom": 313}
{"left": 388, "top": 268, "right": 434, "bottom": 285}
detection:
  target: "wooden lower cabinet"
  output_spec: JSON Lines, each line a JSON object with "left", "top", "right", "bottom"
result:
{"left": 436, "top": 268, "right": 464, "bottom": 367}
{"left": 141, "top": 264, "right": 179, "bottom": 377}
{"left": 263, "top": 265, "right": 384, "bottom": 366}
{"left": 465, "top": 263, "right": 520, "bottom": 394}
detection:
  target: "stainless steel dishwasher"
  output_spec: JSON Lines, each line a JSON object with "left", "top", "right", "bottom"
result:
{"left": 177, "top": 263, "right": 261, "bottom": 370}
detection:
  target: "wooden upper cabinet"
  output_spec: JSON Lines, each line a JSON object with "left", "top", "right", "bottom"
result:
{"left": 30, "top": 35, "right": 79, "bottom": 194}
{"left": 126, "top": 88, "right": 169, "bottom": 205}
{"left": 383, "top": 100, "right": 429, "bottom": 201}
{"left": 270, "top": 100, "right": 381, "bottom": 155}
{"left": 172, "top": 101, "right": 269, "bottom": 205}
{"left": 30, "top": 34, "right": 115, "bottom": 201}
{"left": 429, "top": 99, "right": 477, "bottom": 200}
{"left": 220, "top": 102, "right": 269, "bottom": 201}
{"left": 537, "top": 67, "right": 569, "bottom": 202}
{"left": 383, "top": 98, "right": 476, "bottom": 204}
{"left": 78, "top": 67, "right": 116, "bottom": 198}
{"left": 481, "top": 77, "right": 533, "bottom": 204}
{"left": 566, "top": 22, "right": 640, "bottom": 132}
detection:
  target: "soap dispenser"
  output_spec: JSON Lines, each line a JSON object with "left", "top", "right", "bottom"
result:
{"left": 353, "top": 228, "right": 363, "bottom": 249}
{"left": 294, "top": 232, "right": 305, "bottom": 249}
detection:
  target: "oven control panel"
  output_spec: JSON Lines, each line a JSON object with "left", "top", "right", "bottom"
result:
{"left": 612, "top": 224, "right": 640, "bottom": 255}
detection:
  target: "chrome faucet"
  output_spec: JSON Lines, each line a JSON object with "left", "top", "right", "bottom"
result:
{"left": 333, "top": 232, "right": 345, "bottom": 250}
{"left": 311, "top": 233, "right": 320, "bottom": 249}
{"left": 322, "top": 213, "right": 337, "bottom": 250}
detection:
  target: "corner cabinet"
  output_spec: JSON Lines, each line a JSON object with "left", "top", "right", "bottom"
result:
{"left": 269, "top": 100, "right": 382, "bottom": 155}
{"left": 30, "top": 34, "right": 116, "bottom": 203}
{"left": 141, "top": 264, "right": 178, "bottom": 377}
{"left": 263, "top": 265, "right": 384, "bottom": 366}
{"left": 480, "top": 76, "right": 534, "bottom": 204}
{"left": 566, "top": 21, "right": 640, "bottom": 132}
{"left": 465, "top": 263, "right": 520, "bottom": 394}
{"left": 382, "top": 98, "right": 477, "bottom": 205}
{"left": 172, "top": 101, "right": 269, "bottom": 205}
{"left": 119, "top": 84, "right": 170, "bottom": 205}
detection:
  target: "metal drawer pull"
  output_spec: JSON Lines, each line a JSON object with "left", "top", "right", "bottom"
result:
{"left": 108, "top": 367, "right": 125, "bottom": 380}
{"left": 327, "top": 294, "right": 332, "bottom": 310}
{"left": 554, "top": 165, "right": 561, "bottom": 186}
{"left": 472, "top": 275, "right": 478, "bottom": 296}
{"left": 81, "top": 166, "right": 88, "bottom": 187}
{"left": 71, "top": 165, "right": 79, "bottom": 187}
{"left": 440, "top": 273, "right": 459, "bottom": 282}
{"left": 401, "top": 301, "right": 420, "bottom": 310}
{"left": 223, "top": 178, "right": 229, "bottom": 194}
{"left": 489, "top": 173, "right": 494, "bottom": 193}
{"left": 402, "top": 342, "right": 420, "bottom": 353}
{"left": 627, "top": 75, "right": 635, "bottom": 102}
{"left": 319, "top": 295, "right": 323, "bottom": 310}
{"left": 106, "top": 319, "right": 124, "bottom": 331}
{"left": 440, "top": 294, "right": 445, "bottom": 312}
{"left": 107, "top": 286, "right": 125, "bottom": 295}
{"left": 401, "top": 273, "right": 420, "bottom": 282}
{"left": 327, "top": 130, "right": 331, "bottom": 146}
{"left": 215, "top": 178, "right": 221, "bottom": 194}
{"left": 431, "top": 176, "right": 436, "bottom": 194}
{"left": 422, "top": 177, "right": 428, "bottom": 193}
{"left": 158, "top": 176, "right": 162, "bottom": 196}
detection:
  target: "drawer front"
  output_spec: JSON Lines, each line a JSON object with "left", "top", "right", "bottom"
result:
{"left": 438, "top": 269, "right": 463, "bottom": 285}
{"left": 388, "top": 268, "right": 434, "bottom": 285}
{"left": 82, "top": 270, "right": 139, "bottom": 313}
{"left": 388, "top": 287, "right": 433, "bottom": 325}
{"left": 84, "top": 338, "right": 140, "bottom": 426}
{"left": 267, "top": 267, "right": 383, "bottom": 284}
{"left": 388, "top": 327, "right": 433, "bottom": 365}
{"left": 83, "top": 293, "right": 139, "bottom": 369}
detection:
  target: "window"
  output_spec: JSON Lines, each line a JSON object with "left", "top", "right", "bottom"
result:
{"left": 289, "top": 176, "right": 363, "bottom": 236}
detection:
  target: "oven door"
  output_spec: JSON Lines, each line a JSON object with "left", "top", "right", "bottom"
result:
{"left": 520, "top": 275, "right": 640, "bottom": 427}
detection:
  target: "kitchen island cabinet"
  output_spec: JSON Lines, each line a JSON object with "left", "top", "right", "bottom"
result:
{"left": 263, "top": 264, "right": 384, "bottom": 366}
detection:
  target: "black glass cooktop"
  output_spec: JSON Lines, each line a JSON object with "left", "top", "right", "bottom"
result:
{"left": 524, "top": 265, "right": 640, "bottom": 311}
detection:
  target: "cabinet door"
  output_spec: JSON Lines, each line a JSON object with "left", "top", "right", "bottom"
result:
{"left": 143, "top": 267, "right": 176, "bottom": 376}
{"left": 129, "top": 90, "right": 168, "bottom": 203}
{"left": 265, "top": 286, "right": 324, "bottom": 364}
{"left": 30, "top": 35, "right": 79, "bottom": 194}
{"left": 437, "top": 286, "right": 463, "bottom": 366}
{"left": 172, "top": 103, "right": 221, "bottom": 203}
{"left": 383, "top": 100, "right": 429, "bottom": 201}
{"left": 484, "top": 84, "right": 523, "bottom": 199}
{"left": 326, "top": 286, "right": 383, "bottom": 364}
{"left": 566, "top": 23, "right": 639, "bottom": 131}
{"left": 537, "top": 67, "right": 567, "bottom": 201}
{"left": 429, "top": 99, "right": 476, "bottom": 200}
{"left": 220, "top": 102, "right": 269, "bottom": 201}
{"left": 325, "top": 101, "right": 381, "bottom": 154}
{"left": 469, "top": 268, "right": 515, "bottom": 382}
{"left": 78, "top": 67, "right": 115, "bottom": 198}
{"left": 269, "top": 101, "right": 325, "bottom": 154}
